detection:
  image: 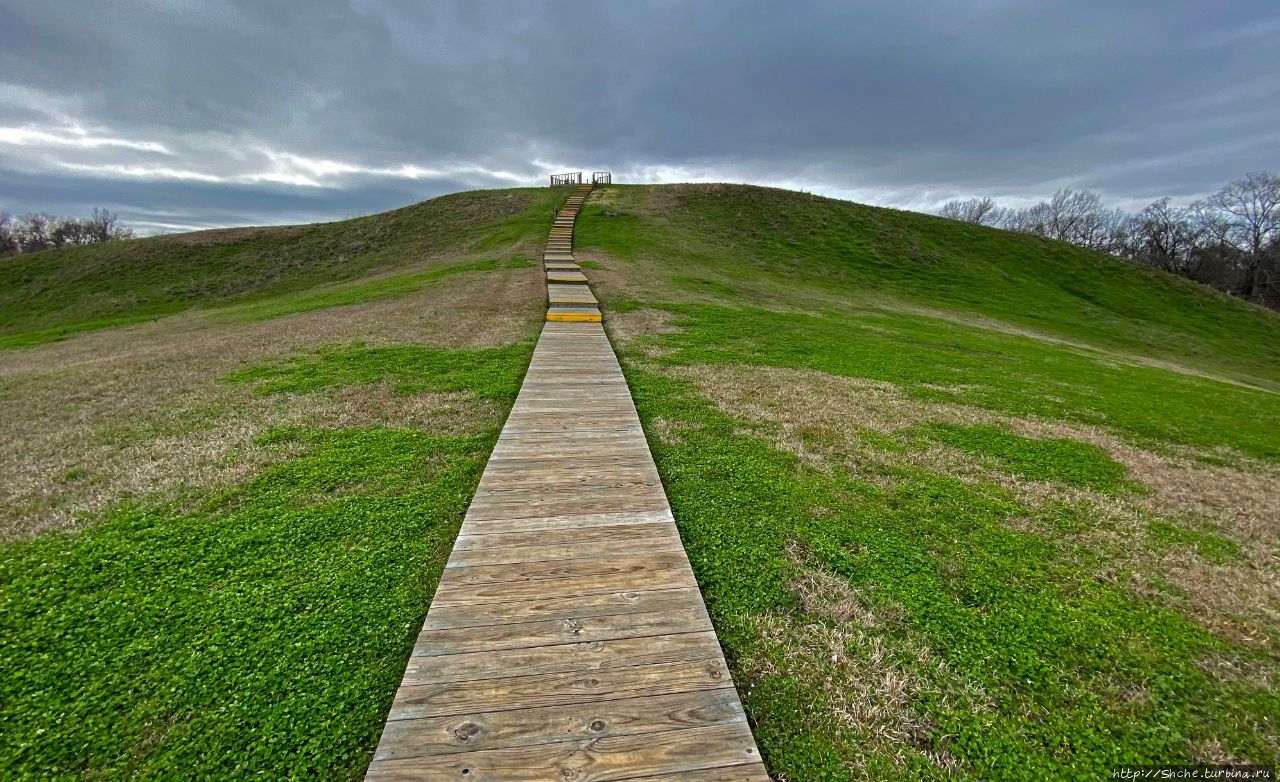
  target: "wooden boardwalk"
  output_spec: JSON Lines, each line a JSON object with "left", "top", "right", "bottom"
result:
{"left": 365, "top": 184, "right": 768, "bottom": 781}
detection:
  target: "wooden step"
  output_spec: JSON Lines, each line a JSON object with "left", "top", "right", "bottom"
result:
{"left": 547, "top": 283, "right": 597, "bottom": 303}
{"left": 545, "top": 306, "right": 602, "bottom": 323}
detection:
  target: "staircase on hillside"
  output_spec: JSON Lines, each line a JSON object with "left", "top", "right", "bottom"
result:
{"left": 544, "top": 182, "right": 601, "bottom": 323}
{"left": 364, "top": 174, "right": 769, "bottom": 781}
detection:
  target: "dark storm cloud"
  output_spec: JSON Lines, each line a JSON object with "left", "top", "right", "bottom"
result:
{"left": 1, "top": 0, "right": 1276, "bottom": 231}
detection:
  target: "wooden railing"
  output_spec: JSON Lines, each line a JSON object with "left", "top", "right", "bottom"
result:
{"left": 549, "top": 172, "right": 582, "bottom": 186}
{"left": 592, "top": 172, "right": 612, "bottom": 185}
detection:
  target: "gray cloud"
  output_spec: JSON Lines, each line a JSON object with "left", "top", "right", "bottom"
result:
{"left": 1, "top": 0, "right": 1277, "bottom": 231}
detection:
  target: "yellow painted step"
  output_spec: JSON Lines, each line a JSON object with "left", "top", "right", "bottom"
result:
{"left": 546, "top": 306, "right": 602, "bottom": 323}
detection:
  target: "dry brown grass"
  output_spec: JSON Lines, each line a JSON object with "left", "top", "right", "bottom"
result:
{"left": 159, "top": 225, "right": 309, "bottom": 246}
{"left": 740, "top": 543, "right": 981, "bottom": 777}
{"left": 667, "top": 361, "right": 1280, "bottom": 646}
{"left": 0, "top": 266, "right": 543, "bottom": 541}
{"left": 603, "top": 307, "right": 682, "bottom": 347}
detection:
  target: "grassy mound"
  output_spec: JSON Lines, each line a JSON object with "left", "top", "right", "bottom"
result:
{"left": 579, "top": 184, "right": 1280, "bottom": 780}
{"left": 0, "top": 188, "right": 554, "bottom": 348}
{"left": 3, "top": 182, "right": 1279, "bottom": 779}
{"left": 0, "top": 189, "right": 551, "bottom": 779}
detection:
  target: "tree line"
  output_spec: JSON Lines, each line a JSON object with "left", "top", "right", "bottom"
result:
{"left": 0, "top": 209, "right": 135, "bottom": 257}
{"left": 938, "top": 172, "right": 1280, "bottom": 310}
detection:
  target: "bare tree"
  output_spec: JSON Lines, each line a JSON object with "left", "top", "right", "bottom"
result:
{"left": 1263, "top": 235, "right": 1280, "bottom": 308}
{"left": 1209, "top": 171, "right": 1280, "bottom": 301}
{"left": 84, "top": 208, "right": 132, "bottom": 243}
{"left": 0, "top": 213, "right": 16, "bottom": 258}
{"left": 15, "top": 214, "right": 53, "bottom": 253}
{"left": 939, "top": 197, "right": 999, "bottom": 225}
{"left": 2, "top": 208, "right": 134, "bottom": 255}
{"left": 935, "top": 173, "right": 1280, "bottom": 311}
{"left": 1128, "top": 198, "right": 1201, "bottom": 273}
{"left": 51, "top": 217, "right": 88, "bottom": 247}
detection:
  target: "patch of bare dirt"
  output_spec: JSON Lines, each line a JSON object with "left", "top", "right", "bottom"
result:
{"left": 0, "top": 267, "right": 542, "bottom": 541}
{"left": 604, "top": 307, "right": 683, "bottom": 346}
{"left": 668, "top": 361, "right": 1280, "bottom": 646}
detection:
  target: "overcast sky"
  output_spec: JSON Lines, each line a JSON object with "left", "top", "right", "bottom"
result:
{"left": 1, "top": 0, "right": 1277, "bottom": 234}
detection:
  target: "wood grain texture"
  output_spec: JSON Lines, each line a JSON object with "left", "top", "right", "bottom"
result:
{"left": 369, "top": 724, "right": 763, "bottom": 782}
{"left": 365, "top": 186, "right": 767, "bottom": 780}
{"left": 374, "top": 689, "right": 747, "bottom": 760}
{"left": 409, "top": 607, "right": 710, "bottom": 657}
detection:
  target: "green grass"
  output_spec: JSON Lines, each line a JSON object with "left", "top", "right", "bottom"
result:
{"left": 6, "top": 182, "right": 1280, "bottom": 779}
{"left": 1146, "top": 520, "right": 1240, "bottom": 564}
{"left": 579, "top": 184, "right": 1280, "bottom": 779}
{"left": 0, "top": 342, "right": 534, "bottom": 779}
{"left": 0, "top": 188, "right": 558, "bottom": 348}
{"left": 225, "top": 341, "right": 534, "bottom": 399}
{"left": 924, "top": 424, "right": 1139, "bottom": 495}
{"left": 620, "top": 334, "right": 1276, "bottom": 780}
{"left": 635, "top": 305, "right": 1280, "bottom": 461}
{"left": 579, "top": 184, "right": 1280, "bottom": 387}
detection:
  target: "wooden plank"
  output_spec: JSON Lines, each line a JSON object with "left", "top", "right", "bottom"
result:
{"left": 466, "top": 487, "right": 667, "bottom": 512}
{"left": 373, "top": 689, "right": 747, "bottom": 760}
{"left": 485, "top": 445, "right": 655, "bottom": 463}
{"left": 420, "top": 587, "right": 706, "bottom": 631}
{"left": 461, "top": 498, "right": 672, "bottom": 526}
{"left": 473, "top": 469, "right": 661, "bottom": 492}
{"left": 488, "top": 415, "right": 642, "bottom": 428}
{"left": 444, "top": 534, "right": 680, "bottom": 569}
{"left": 365, "top": 723, "right": 764, "bottom": 782}
{"left": 410, "top": 606, "right": 709, "bottom": 657}
{"left": 496, "top": 416, "right": 639, "bottom": 430}
{"left": 428, "top": 559, "right": 691, "bottom": 608}
{"left": 500, "top": 408, "right": 636, "bottom": 419}
{"left": 401, "top": 631, "right": 723, "bottom": 685}
{"left": 547, "top": 271, "right": 591, "bottom": 282}
{"left": 476, "top": 453, "right": 650, "bottom": 470}
{"left": 486, "top": 437, "right": 651, "bottom": 453}
{"left": 449, "top": 522, "right": 676, "bottom": 552}
{"left": 457, "top": 508, "right": 675, "bottom": 529}
{"left": 613, "top": 763, "right": 771, "bottom": 781}
{"left": 548, "top": 284, "right": 597, "bottom": 303}
{"left": 433, "top": 551, "right": 690, "bottom": 589}
{"left": 387, "top": 658, "right": 734, "bottom": 721}
{"left": 452, "top": 515, "right": 668, "bottom": 538}
{"left": 494, "top": 419, "right": 638, "bottom": 432}
{"left": 494, "top": 425, "right": 641, "bottom": 436}
{"left": 546, "top": 309, "right": 600, "bottom": 323}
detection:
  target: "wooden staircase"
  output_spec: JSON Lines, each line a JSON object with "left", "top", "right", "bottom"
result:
{"left": 363, "top": 180, "right": 769, "bottom": 781}
{"left": 544, "top": 184, "right": 600, "bottom": 323}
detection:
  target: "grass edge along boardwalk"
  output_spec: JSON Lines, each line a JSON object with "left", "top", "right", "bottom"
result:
{"left": 365, "top": 183, "right": 769, "bottom": 780}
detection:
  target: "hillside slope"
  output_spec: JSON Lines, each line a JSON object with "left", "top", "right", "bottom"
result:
{"left": 0, "top": 187, "right": 559, "bottom": 348}
{"left": 581, "top": 184, "right": 1280, "bottom": 388}
{"left": 2, "top": 183, "right": 1278, "bottom": 780}
{"left": 0, "top": 188, "right": 555, "bottom": 779}
{"left": 575, "top": 184, "right": 1280, "bottom": 779}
